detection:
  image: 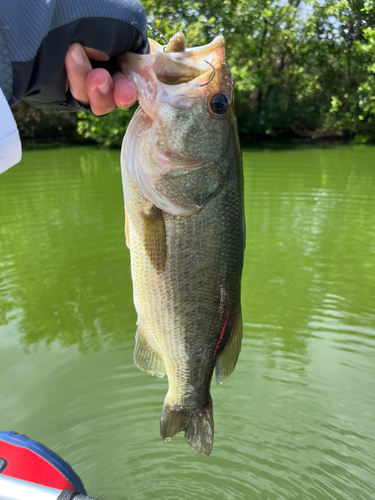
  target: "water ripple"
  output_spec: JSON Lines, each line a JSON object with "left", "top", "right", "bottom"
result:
{"left": 1, "top": 147, "right": 375, "bottom": 499}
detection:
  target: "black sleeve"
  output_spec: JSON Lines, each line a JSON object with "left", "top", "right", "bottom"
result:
{"left": 0, "top": 0, "right": 149, "bottom": 111}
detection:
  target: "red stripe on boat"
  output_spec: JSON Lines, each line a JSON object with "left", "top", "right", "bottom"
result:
{"left": 0, "top": 441, "right": 74, "bottom": 490}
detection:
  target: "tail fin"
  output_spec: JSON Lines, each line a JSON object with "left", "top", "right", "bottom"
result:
{"left": 160, "top": 400, "right": 214, "bottom": 456}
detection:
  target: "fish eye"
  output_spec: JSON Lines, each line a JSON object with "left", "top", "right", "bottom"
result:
{"left": 209, "top": 93, "right": 230, "bottom": 116}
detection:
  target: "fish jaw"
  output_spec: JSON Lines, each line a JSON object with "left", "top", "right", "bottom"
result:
{"left": 118, "top": 35, "right": 232, "bottom": 115}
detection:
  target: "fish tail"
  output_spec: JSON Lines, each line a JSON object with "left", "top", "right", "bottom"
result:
{"left": 160, "top": 400, "right": 214, "bottom": 457}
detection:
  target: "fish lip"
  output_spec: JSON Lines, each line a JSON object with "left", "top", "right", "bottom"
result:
{"left": 123, "top": 36, "right": 225, "bottom": 61}
{"left": 175, "top": 36, "right": 224, "bottom": 58}
{"left": 118, "top": 35, "right": 229, "bottom": 92}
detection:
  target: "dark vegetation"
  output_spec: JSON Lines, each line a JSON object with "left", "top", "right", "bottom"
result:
{"left": 12, "top": 0, "right": 375, "bottom": 146}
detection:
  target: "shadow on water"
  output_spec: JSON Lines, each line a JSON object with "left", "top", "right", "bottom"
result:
{"left": 0, "top": 147, "right": 136, "bottom": 353}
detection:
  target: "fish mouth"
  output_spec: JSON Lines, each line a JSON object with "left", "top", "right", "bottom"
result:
{"left": 120, "top": 36, "right": 226, "bottom": 87}
{"left": 118, "top": 33, "right": 233, "bottom": 110}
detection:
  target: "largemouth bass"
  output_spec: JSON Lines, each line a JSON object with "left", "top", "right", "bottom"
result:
{"left": 119, "top": 33, "right": 245, "bottom": 456}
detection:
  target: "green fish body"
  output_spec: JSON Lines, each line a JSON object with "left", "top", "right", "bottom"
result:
{"left": 119, "top": 33, "right": 245, "bottom": 456}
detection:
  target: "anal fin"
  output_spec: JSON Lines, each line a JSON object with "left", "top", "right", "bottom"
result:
{"left": 134, "top": 326, "right": 165, "bottom": 378}
{"left": 215, "top": 307, "right": 242, "bottom": 385}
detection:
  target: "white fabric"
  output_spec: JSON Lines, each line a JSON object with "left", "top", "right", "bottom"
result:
{"left": 0, "top": 87, "right": 22, "bottom": 174}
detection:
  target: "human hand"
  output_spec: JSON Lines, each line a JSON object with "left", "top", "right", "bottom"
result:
{"left": 2, "top": 0, "right": 148, "bottom": 112}
{"left": 65, "top": 44, "right": 138, "bottom": 116}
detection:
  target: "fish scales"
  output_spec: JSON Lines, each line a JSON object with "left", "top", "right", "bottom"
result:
{"left": 119, "top": 33, "right": 245, "bottom": 456}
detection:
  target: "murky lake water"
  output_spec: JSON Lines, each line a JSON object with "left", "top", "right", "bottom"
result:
{"left": 0, "top": 146, "right": 374, "bottom": 499}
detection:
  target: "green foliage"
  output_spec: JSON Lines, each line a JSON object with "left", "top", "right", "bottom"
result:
{"left": 76, "top": 105, "right": 137, "bottom": 148}
{"left": 14, "top": 0, "right": 375, "bottom": 144}
{"left": 143, "top": 0, "right": 375, "bottom": 142}
{"left": 13, "top": 102, "right": 80, "bottom": 142}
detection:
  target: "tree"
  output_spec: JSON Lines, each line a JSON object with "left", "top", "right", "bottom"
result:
{"left": 14, "top": 0, "right": 375, "bottom": 144}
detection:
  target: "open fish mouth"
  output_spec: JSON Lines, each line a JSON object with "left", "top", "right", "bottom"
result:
{"left": 119, "top": 34, "right": 228, "bottom": 90}
{"left": 150, "top": 35, "right": 225, "bottom": 86}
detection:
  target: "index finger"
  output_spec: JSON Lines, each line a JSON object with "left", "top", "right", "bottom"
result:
{"left": 65, "top": 43, "right": 92, "bottom": 105}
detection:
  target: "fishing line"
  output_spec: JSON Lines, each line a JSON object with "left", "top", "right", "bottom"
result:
{"left": 147, "top": 24, "right": 168, "bottom": 46}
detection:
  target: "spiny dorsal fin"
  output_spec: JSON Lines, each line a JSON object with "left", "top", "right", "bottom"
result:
{"left": 134, "top": 325, "right": 166, "bottom": 378}
{"left": 215, "top": 307, "right": 242, "bottom": 385}
{"left": 142, "top": 204, "right": 167, "bottom": 272}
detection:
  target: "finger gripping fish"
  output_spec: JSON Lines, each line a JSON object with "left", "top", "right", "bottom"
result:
{"left": 119, "top": 33, "right": 245, "bottom": 456}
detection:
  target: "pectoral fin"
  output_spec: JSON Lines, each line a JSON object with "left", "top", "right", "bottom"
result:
{"left": 134, "top": 325, "right": 166, "bottom": 378}
{"left": 142, "top": 204, "right": 167, "bottom": 272}
{"left": 215, "top": 307, "right": 242, "bottom": 385}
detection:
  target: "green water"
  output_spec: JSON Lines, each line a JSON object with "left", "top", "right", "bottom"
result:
{"left": 0, "top": 146, "right": 374, "bottom": 500}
